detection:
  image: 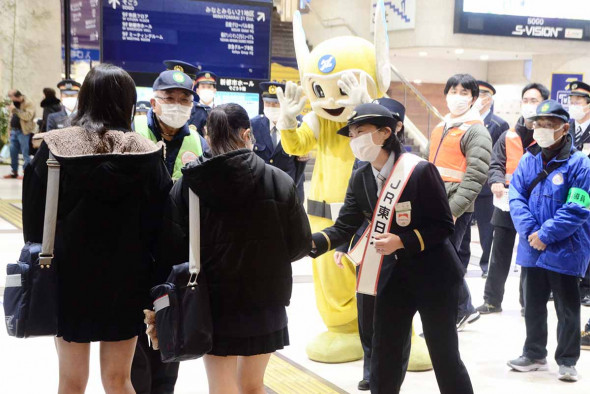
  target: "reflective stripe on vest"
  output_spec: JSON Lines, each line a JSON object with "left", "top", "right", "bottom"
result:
{"left": 505, "top": 129, "right": 523, "bottom": 184}
{"left": 134, "top": 116, "right": 203, "bottom": 180}
{"left": 428, "top": 120, "right": 481, "bottom": 183}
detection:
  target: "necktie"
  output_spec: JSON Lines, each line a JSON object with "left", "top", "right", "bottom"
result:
{"left": 576, "top": 125, "right": 583, "bottom": 145}
{"left": 376, "top": 173, "right": 386, "bottom": 195}
{"left": 271, "top": 126, "right": 278, "bottom": 148}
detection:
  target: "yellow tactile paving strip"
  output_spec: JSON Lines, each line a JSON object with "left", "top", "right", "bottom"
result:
{"left": 0, "top": 199, "right": 22, "bottom": 229}
{"left": 264, "top": 353, "right": 347, "bottom": 394}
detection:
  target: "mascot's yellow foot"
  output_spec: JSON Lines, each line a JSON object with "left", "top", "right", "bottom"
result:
{"left": 408, "top": 329, "right": 433, "bottom": 371}
{"left": 306, "top": 325, "right": 363, "bottom": 363}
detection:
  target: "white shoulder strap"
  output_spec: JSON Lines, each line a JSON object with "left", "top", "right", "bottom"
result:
{"left": 39, "top": 152, "right": 60, "bottom": 267}
{"left": 188, "top": 188, "right": 201, "bottom": 285}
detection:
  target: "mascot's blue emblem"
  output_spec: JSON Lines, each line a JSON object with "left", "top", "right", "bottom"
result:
{"left": 318, "top": 54, "right": 336, "bottom": 73}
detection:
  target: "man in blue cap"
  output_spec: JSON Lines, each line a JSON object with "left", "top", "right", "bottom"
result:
{"left": 189, "top": 70, "right": 218, "bottom": 136}
{"left": 46, "top": 79, "right": 81, "bottom": 131}
{"left": 133, "top": 69, "right": 209, "bottom": 181}
{"left": 507, "top": 99, "right": 590, "bottom": 382}
{"left": 251, "top": 81, "right": 307, "bottom": 201}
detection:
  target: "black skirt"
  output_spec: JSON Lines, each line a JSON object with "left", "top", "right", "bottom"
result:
{"left": 209, "top": 327, "right": 290, "bottom": 357}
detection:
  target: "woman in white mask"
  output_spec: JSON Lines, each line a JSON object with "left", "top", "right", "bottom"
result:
{"left": 428, "top": 73, "right": 493, "bottom": 331}
{"left": 310, "top": 102, "right": 474, "bottom": 394}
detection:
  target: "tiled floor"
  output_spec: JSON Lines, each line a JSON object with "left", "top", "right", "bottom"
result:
{"left": 1, "top": 164, "right": 589, "bottom": 393}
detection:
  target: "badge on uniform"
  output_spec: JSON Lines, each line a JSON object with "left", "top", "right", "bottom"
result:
{"left": 395, "top": 201, "right": 411, "bottom": 227}
{"left": 181, "top": 151, "right": 198, "bottom": 165}
{"left": 552, "top": 172, "right": 564, "bottom": 186}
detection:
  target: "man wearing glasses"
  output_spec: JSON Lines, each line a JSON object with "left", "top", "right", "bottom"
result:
{"left": 134, "top": 69, "right": 209, "bottom": 180}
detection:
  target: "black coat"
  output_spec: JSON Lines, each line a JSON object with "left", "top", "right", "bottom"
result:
{"left": 40, "top": 98, "right": 62, "bottom": 132}
{"left": 488, "top": 117, "right": 535, "bottom": 229}
{"left": 188, "top": 103, "right": 210, "bottom": 136}
{"left": 311, "top": 156, "right": 464, "bottom": 287}
{"left": 251, "top": 114, "right": 306, "bottom": 202}
{"left": 479, "top": 109, "right": 510, "bottom": 197}
{"left": 46, "top": 109, "right": 69, "bottom": 131}
{"left": 22, "top": 128, "right": 172, "bottom": 341}
{"left": 569, "top": 119, "right": 590, "bottom": 153}
{"left": 158, "top": 149, "right": 311, "bottom": 313}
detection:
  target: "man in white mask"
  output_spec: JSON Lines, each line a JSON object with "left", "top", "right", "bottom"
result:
{"left": 46, "top": 79, "right": 81, "bottom": 131}
{"left": 188, "top": 70, "right": 218, "bottom": 136}
{"left": 251, "top": 81, "right": 307, "bottom": 201}
{"left": 133, "top": 70, "right": 209, "bottom": 181}
{"left": 507, "top": 99, "right": 590, "bottom": 382}
{"left": 476, "top": 82, "right": 549, "bottom": 317}
{"left": 427, "top": 73, "right": 492, "bottom": 332}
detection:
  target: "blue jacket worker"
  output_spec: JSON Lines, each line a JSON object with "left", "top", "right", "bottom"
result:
{"left": 507, "top": 99, "right": 590, "bottom": 383}
{"left": 133, "top": 69, "right": 209, "bottom": 181}
{"left": 251, "top": 81, "right": 307, "bottom": 202}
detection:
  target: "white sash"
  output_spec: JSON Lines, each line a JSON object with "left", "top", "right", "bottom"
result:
{"left": 349, "top": 153, "right": 424, "bottom": 295}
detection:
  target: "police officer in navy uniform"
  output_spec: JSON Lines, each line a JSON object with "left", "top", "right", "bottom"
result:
{"left": 459, "top": 81, "right": 510, "bottom": 277}
{"left": 251, "top": 81, "right": 307, "bottom": 202}
{"left": 46, "top": 79, "right": 81, "bottom": 131}
{"left": 567, "top": 81, "right": 590, "bottom": 305}
{"left": 190, "top": 70, "right": 218, "bottom": 136}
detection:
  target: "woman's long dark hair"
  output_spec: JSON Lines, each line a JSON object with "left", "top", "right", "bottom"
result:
{"left": 207, "top": 103, "right": 251, "bottom": 156}
{"left": 70, "top": 63, "right": 137, "bottom": 135}
{"left": 382, "top": 121, "right": 404, "bottom": 157}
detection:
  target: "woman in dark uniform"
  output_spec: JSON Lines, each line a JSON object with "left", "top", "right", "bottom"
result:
{"left": 310, "top": 103, "right": 473, "bottom": 394}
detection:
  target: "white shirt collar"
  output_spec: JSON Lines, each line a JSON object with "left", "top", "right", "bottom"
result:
{"left": 371, "top": 152, "right": 396, "bottom": 195}
{"left": 575, "top": 117, "right": 590, "bottom": 133}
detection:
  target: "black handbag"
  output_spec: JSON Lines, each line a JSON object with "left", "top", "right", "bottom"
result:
{"left": 150, "top": 188, "right": 213, "bottom": 362}
{"left": 4, "top": 153, "right": 60, "bottom": 337}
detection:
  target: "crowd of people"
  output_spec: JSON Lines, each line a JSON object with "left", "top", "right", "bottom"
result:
{"left": 3, "top": 61, "right": 590, "bottom": 394}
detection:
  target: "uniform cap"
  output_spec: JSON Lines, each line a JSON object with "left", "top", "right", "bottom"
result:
{"left": 260, "top": 81, "right": 286, "bottom": 102}
{"left": 531, "top": 99, "right": 570, "bottom": 123}
{"left": 163, "top": 60, "right": 200, "bottom": 79}
{"left": 337, "top": 103, "right": 398, "bottom": 137}
{"left": 477, "top": 80, "right": 496, "bottom": 95}
{"left": 153, "top": 70, "right": 197, "bottom": 97}
{"left": 567, "top": 81, "right": 590, "bottom": 99}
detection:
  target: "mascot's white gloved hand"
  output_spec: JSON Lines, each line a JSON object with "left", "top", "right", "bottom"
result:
{"left": 276, "top": 81, "right": 307, "bottom": 130}
{"left": 336, "top": 72, "right": 372, "bottom": 107}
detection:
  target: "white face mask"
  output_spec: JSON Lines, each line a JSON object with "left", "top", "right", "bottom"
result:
{"left": 350, "top": 131, "right": 382, "bottom": 162}
{"left": 521, "top": 103, "right": 538, "bottom": 120}
{"left": 473, "top": 98, "right": 484, "bottom": 113}
{"left": 157, "top": 103, "right": 192, "bottom": 129}
{"left": 198, "top": 89, "right": 215, "bottom": 105}
{"left": 446, "top": 94, "right": 472, "bottom": 116}
{"left": 568, "top": 104, "right": 589, "bottom": 121}
{"left": 62, "top": 97, "right": 78, "bottom": 112}
{"left": 533, "top": 124, "right": 565, "bottom": 148}
{"left": 263, "top": 106, "right": 281, "bottom": 123}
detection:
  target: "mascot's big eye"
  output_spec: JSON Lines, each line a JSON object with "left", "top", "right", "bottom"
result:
{"left": 312, "top": 82, "right": 325, "bottom": 98}
{"left": 339, "top": 88, "right": 347, "bottom": 96}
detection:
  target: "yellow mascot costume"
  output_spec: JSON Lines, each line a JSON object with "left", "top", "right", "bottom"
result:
{"left": 277, "top": 1, "right": 431, "bottom": 370}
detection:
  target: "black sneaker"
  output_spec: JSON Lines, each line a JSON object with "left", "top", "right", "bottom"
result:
{"left": 358, "top": 379, "right": 370, "bottom": 391}
{"left": 507, "top": 356, "right": 548, "bottom": 372}
{"left": 476, "top": 303, "right": 502, "bottom": 314}
{"left": 481, "top": 271, "right": 488, "bottom": 278}
{"left": 457, "top": 311, "right": 480, "bottom": 331}
{"left": 582, "top": 330, "right": 590, "bottom": 350}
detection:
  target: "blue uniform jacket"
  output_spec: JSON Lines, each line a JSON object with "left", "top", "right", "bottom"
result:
{"left": 509, "top": 136, "right": 590, "bottom": 277}
{"left": 188, "top": 102, "right": 211, "bottom": 136}
{"left": 251, "top": 114, "right": 306, "bottom": 202}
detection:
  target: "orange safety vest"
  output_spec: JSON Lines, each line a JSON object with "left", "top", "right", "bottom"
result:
{"left": 505, "top": 129, "right": 535, "bottom": 184}
{"left": 428, "top": 120, "right": 482, "bottom": 183}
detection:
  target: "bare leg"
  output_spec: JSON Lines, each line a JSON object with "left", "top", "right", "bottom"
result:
{"left": 100, "top": 337, "right": 138, "bottom": 394}
{"left": 204, "top": 354, "right": 239, "bottom": 394}
{"left": 237, "top": 353, "right": 272, "bottom": 394}
{"left": 55, "top": 337, "right": 91, "bottom": 394}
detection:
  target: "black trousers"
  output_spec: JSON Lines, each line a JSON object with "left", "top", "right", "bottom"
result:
{"left": 522, "top": 267, "right": 581, "bottom": 366}
{"left": 460, "top": 195, "right": 494, "bottom": 272}
{"left": 131, "top": 333, "right": 179, "bottom": 394}
{"left": 580, "top": 265, "right": 590, "bottom": 297}
{"left": 371, "top": 277, "right": 473, "bottom": 394}
{"left": 357, "top": 263, "right": 410, "bottom": 382}
{"left": 449, "top": 213, "right": 475, "bottom": 318}
{"left": 483, "top": 226, "right": 524, "bottom": 307}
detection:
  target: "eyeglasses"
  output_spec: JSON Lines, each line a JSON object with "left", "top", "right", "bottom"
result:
{"left": 154, "top": 96, "right": 193, "bottom": 106}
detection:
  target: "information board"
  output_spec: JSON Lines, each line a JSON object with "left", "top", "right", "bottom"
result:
{"left": 102, "top": 0, "right": 272, "bottom": 79}
{"left": 551, "top": 73, "right": 584, "bottom": 108}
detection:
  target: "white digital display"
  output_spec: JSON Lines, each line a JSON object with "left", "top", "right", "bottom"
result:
{"left": 463, "top": 0, "right": 590, "bottom": 21}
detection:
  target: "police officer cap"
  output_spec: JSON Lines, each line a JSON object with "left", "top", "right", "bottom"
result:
{"left": 337, "top": 103, "right": 398, "bottom": 137}
{"left": 195, "top": 71, "right": 218, "bottom": 86}
{"left": 477, "top": 81, "right": 496, "bottom": 95}
{"left": 153, "top": 70, "right": 197, "bottom": 98}
{"left": 567, "top": 81, "right": 590, "bottom": 99}
{"left": 136, "top": 101, "right": 151, "bottom": 113}
{"left": 260, "top": 81, "right": 285, "bottom": 102}
{"left": 531, "top": 99, "right": 570, "bottom": 123}
{"left": 373, "top": 97, "right": 405, "bottom": 133}
{"left": 57, "top": 78, "right": 81, "bottom": 93}
{"left": 163, "top": 60, "right": 199, "bottom": 79}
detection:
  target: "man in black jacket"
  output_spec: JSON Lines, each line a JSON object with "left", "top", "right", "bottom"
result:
{"left": 476, "top": 83, "right": 549, "bottom": 315}
{"left": 46, "top": 79, "right": 81, "bottom": 131}
{"left": 459, "top": 81, "right": 509, "bottom": 277}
